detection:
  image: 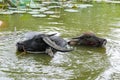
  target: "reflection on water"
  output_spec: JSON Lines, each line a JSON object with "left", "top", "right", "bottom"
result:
{"left": 0, "top": 3, "right": 120, "bottom": 80}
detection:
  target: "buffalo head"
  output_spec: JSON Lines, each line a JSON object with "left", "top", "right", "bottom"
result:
{"left": 16, "top": 33, "right": 72, "bottom": 57}
{"left": 68, "top": 32, "right": 107, "bottom": 47}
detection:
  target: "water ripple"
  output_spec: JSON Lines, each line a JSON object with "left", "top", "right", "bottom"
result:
{"left": 96, "top": 28, "right": 120, "bottom": 80}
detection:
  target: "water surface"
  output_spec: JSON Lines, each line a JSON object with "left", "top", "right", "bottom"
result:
{"left": 0, "top": 3, "right": 120, "bottom": 80}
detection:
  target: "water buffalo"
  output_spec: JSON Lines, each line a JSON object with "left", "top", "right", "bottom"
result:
{"left": 68, "top": 32, "right": 107, "bottom": 47}
{"left": 16, "top": 32, "right": 72, "bottom": 57}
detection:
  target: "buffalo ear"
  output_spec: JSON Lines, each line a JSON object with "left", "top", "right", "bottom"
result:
{"left": 43, "top": 37, "right": 73, "bottom": 52}
{"left": 72, "top": 34, "right": 84, "bottom": 39}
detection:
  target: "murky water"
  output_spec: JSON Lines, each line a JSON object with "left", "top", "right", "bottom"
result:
{"left": 0, "top": 3, "right": 120, "bottom": 80}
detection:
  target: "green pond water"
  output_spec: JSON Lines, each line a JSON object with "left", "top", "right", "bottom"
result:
{"left": 0, "top": 3, "right": 120, "bottom": 80}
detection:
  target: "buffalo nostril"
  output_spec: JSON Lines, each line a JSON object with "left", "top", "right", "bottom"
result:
{"left": 17, "top": 42, "right": 23, "bottom": 45}
{"left": 102, "top": 39, "right": 107, "bottom": 46}
{"left": 17, "top": 42, "right": 20, "bottom": 45}
{"left": 16, "top": 42, "right": 24, "bottom": 52}
{"left": 103, "top": 39, "right": 107, "bottom": 44}
{"left": 16, "top": 42, "right": 20, "bottom": 46}
{"left": 16, "top": 42, "right": 24, "bottom": 47}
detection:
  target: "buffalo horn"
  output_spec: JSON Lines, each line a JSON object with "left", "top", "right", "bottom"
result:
{"left": 43, "top": 37, "right": 72, "bottom": 52}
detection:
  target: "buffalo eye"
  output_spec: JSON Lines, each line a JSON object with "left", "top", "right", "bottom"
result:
{"left": 86, "top": 35, "right": 91, "bottom": 38}
{"left": 35, "top": 38, "right": 42, "bottom": 42}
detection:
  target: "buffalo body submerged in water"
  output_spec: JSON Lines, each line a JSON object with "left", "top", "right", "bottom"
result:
{"left": 16, "top": 32, "right": 72, "bottom": 57}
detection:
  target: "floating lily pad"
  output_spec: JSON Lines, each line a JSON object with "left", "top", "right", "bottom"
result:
{"left": 8, "top": 7, "right": 17, "bottom": 10}
{"left": 64, "top": 9, "right": 78, "bottom": 12}
{"left": 42, "top": 2, "right": 51, "bottom": 5}
{"left": 42, "top": 1, "right": 60, "bottom": 5}
{"left": 12, "top": 10, "right": 26, "bottom": 14}
{"left": 39, "top": 7, "right": 49, "bottom": 12}
{"left": 63, "top": 4, "right": 93, "bottom": 8}
{"left": 77, "top": 4, "right": 93, "bottom": 8}
{"left": 20, "top": 9, "right": 32, "bottom": 11}
{"left": 0, "top": 11, "right": 14, "bottom": 15}
{"left": 48, "top": 6, "right": 61, "bottom": 9}
{"left": 44, "top": 11, "right": 55, "bottom": 15}
{"left": 49, "top": 15, "right": 60, "bottom": 18}
{"left": 32, "top": 9, "right": 40, "bottom": 12}
{"left": 28, "top": 11, "right": 39, "bottom": 15}
{"left": 32, "top": 14, "right": 47, "bottom": 18}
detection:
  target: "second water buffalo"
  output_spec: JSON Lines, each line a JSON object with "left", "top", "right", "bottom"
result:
{"left": 68, "top": 32, "right": 107, "bottom": 47}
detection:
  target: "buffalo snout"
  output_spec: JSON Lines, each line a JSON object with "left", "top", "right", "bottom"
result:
{"left": 98, "top": 38, "right": 107, "bottom": 47}
{"left": 16, "top": 42, "right": 24, "bottom": 52}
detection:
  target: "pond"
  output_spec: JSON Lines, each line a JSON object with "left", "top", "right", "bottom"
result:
{"left": 0, "top": 2, "right": 120, "bottom": 80}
